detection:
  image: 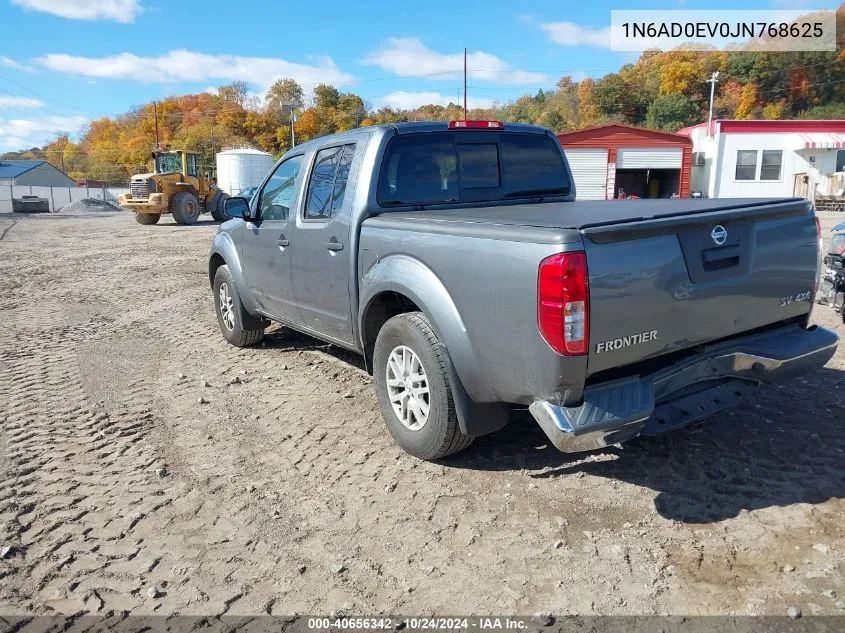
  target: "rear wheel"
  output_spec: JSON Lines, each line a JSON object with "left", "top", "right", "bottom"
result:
{"left": 171, "top": 192, "right": 200, "bottom": 225}
{"left": 373, "top": 312, "right": 473, "bottom": 460}
{"left": 135, "top": 213, "right": 160, "bottom": 225}
{"left": 210, "top": 192, "right": 229, "bottom": 222}
{"left": 213, "top": 265, "right": 265, "bottom": 347}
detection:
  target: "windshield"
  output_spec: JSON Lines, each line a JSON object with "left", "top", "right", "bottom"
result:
{"left": 156, "top": 153, "right": 181, "bottom": 173}
{"left": 377, "top": 131, "right": 570, "bottom": 208}
{"left": 832, "top": 232, "right": 845, "bottom": 255}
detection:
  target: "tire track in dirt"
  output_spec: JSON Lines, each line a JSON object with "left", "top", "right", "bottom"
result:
{"left": 1, "top": 213, "right": 843, "bottom": 617}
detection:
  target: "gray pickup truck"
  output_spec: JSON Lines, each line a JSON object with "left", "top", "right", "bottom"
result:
{"left": 209, "top": 120, "right": 838, "bottom": 460}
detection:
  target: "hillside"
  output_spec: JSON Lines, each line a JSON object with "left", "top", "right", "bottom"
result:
{"left": 4, "top": 6, "right": 843, "bottom": 184}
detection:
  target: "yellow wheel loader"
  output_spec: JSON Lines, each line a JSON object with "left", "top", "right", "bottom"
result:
{"left": 119, "top": 150, "right": 229, "bottom": 226}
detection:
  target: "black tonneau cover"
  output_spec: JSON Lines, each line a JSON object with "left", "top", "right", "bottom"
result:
{"left": 375, "top": 197, "right": 805, "bottom": 231}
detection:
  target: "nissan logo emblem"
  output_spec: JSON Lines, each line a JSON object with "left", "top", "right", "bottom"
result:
{"left": 711, "top": 225, "right": 728, "bottom": 246}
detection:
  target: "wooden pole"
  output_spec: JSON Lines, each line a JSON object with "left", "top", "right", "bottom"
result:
{"left": 463, "top": 48, "right": 467, "bottom": 120}
{"left": 154, "top": 101, "right": 160, "bottom": 150}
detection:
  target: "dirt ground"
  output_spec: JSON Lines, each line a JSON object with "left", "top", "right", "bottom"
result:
{"left": 0, "top": 209, "right": 843, "bottom": 617}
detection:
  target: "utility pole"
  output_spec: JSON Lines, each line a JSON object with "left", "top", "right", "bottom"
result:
{"left": 153, "top": 101, "right": 160, "bottom": 150}
{"left": 290, "top": 108, "right": 296, "bottom": 148}
{"left": 280, "top": 102, "right": 297, "bottom": 148}
{"left": 463, "top": 47, "right": 468, "bottom": 120}
{"left": 706, "top": 71, "right": 719, "bottom": 135}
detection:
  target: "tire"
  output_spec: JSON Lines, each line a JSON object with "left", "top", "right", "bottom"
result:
{"left": 135, "top": 213, "right": 160, "bottom": 225}
{"left": 373, "top": 312, "right": 473, "bottom": 460}
{"left": 210, "top": 192, "right": 229, "bottom": 223}
{"left": 212, "top": 264, "right": 265, "bottom": 347}
{"left": 171, "top": 192, "right": 200, "bottom": 225}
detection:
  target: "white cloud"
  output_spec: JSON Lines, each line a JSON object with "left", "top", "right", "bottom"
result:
{"left": 540, "top": 22, "right": 614, "bottom": 48}
{"left": 0, "top": 96, "right": 45, "bottom": 109}
{"left": 0, "top": 115, "right": 87, "bottom": 151}
{"left": 10, "top": 0, "right": 142, "bottom": 23}
{"left": 362, "top": 38, "right": 547, "bottom": 85}
{"left": 0, "top": 56, "right": 33, "bottom": 72}
{"left": 378, "top": 91, "right": 496, "bottom": 111}
{"left": 35, "top": 49, "right": 354, "bottom": 91}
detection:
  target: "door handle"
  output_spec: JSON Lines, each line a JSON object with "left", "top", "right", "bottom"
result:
{"left": 326, "top": 241, "right": 344, "bottom": 252}
{"left": 277, "top": 236, "right": 290, "bottom": 247}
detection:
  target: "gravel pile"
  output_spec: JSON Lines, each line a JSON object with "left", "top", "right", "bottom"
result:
{"left": 58, "top": 197, "right": 124, "bottom": 215}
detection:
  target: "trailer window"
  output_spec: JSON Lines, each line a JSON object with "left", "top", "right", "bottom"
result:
{"left": 378, "top": 132, "right": 569, "bottom": 207}
{"left": 735, "top": 150, "right": 757, "bottom": 181}
{"left": 760, "top": 150, "right": 782, "bottom": 181}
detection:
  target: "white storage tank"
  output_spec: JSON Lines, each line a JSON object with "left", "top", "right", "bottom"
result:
{"left": 215, "top": 148, "right": 275, "bottom": 196}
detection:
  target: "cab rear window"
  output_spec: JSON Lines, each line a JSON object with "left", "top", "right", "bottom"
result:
{"left": 377, "top": 132, "right": 570, "bottom": 207}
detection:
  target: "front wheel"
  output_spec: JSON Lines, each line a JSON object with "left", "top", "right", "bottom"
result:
{"left": 171, "top": 192, "right": 200, "bottom": 225}
{"left": 210, "top": 192, "right": 229, "bottom": 223}
{"left": 213, "top": 265, "right": 265, "bottom": 347}
{"left": 135, "top": 213, "right": 160, "bottom": 225}
{"left": 373, "top": 312, "right": 473, "bottom": 460}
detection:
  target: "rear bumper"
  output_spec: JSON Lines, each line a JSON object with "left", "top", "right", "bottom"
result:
{"left": 530, "top": 324, "right": 838, "bottom": 453}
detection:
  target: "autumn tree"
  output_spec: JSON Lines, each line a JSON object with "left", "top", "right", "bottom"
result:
{"left": 265, "top": 78, "right": 304, "bottom": 113}
{"left": 577, "top": 78, "right": 599, "bottom": 127}
{"left": 218, "top": 81, "right": 250, "bottom": 107}
{"left": 294, "top": 108, "right": 320, "bottom": 142}
{"left": 735, "top": 83, "right": 760, "bottom": 119}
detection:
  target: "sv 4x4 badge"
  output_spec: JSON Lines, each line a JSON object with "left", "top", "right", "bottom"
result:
{"left": 779, "top": 290, "right": 812, "bottom": 307}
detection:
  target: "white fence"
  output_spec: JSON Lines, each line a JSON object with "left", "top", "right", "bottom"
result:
{"left": 0, "top": 185, "right": 131, "bottom": 213}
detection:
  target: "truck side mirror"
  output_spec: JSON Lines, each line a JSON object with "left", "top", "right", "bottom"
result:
{"left": 223, "top": 196, "right": 251, "bottom": 220}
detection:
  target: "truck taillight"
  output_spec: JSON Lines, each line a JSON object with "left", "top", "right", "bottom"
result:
{"left": 538, "top": 252, "right": 589, "bottom": 356}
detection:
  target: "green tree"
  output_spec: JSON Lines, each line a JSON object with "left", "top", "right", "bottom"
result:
{"left": 313, "top": 84, "right": 340, "bottom": 110}
{"left": 801, "top": 103, "right": 845, "bottom": 119}
{"left": 593, "top": 73, "right": 635, "bottom": 121}
{"left": 646, "top": 93, "right": 698, "bottom": 131}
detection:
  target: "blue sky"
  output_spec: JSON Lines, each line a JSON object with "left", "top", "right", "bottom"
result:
{"left": 0, "top": 0, "right": 838, "bottom": 151}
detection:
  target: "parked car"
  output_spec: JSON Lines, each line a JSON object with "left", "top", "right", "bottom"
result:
{"left": 237, "top": 185, "right": 258, "bottom": 203}
{"left": 209, "top": 121, "right": 838, "bottom": 460}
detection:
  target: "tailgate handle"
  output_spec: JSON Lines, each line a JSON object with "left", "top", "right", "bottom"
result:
{"left": 702, "top": 245, "right": 740, "bottom": 271}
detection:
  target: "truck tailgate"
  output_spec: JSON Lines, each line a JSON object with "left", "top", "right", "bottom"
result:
{"left": 583, "top": 199, "right": 818, "bottom": 375}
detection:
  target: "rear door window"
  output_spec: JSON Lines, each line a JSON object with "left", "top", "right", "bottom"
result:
{"left": 305, "top": 143, "right": 356, "bottom": 220}
{"left": 377, "top": 132, "right": 569, "bottom": 207}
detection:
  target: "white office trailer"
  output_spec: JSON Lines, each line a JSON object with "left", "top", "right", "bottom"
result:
{"left": 678, "top": 120, "right": 845, "bottom": 210}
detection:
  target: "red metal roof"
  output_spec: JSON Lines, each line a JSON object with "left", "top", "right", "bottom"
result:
{"left": 677, "top": 119, "right": 845, "bottom": 136}
{"left": 556, "top": 123, "right": 692, "bottom": 147}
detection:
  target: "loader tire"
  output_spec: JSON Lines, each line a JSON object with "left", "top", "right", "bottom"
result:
{"left": 135, "top": 213, "right": 160, "bottom": 225}
{"left": 210, "top": 192, "right": 229, "bottom": 223}
{"left": 171, "top": 192, "right": 200, "bottom": 225}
